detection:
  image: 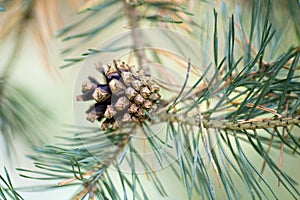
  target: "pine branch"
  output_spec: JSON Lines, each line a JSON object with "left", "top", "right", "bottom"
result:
{"left": 0, "top": 10, "right": 52, "bottom": 154}
{"left": 0, "top": 168, "right": 23, "bottom": 200}
{"left": 16, "top": 0, "right": 300, "bottom": 200}
{"left": 0, "top": 0, "right": 59, "bottom": 155}
{"left": 0, "top": 0, "right": 63, "bottom": 76}
{"left": 0, "top": 79, "right": 52, "bottom": 155}
{"left": 160, "top": 114, "right": 300, "bottom": 131}
{"left": 58, "top": 0, "right": 195, "bottom": 68}
{"left": 125, "top": 1, "right": 150, "bottom": 75}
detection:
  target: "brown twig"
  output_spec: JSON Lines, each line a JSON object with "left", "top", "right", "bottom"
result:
{"left": 125, "top": 1, "right": 150, "bottom": 76}
{"left": 158, "top": 113, "right": 300, "bottom": 130}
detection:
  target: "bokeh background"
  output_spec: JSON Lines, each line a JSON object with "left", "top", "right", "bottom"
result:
{"left": 0, "top": 0, "right": 299, "bottom": 199}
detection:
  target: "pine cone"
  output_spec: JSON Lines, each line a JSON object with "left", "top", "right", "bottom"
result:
{"left": 77, "top": 60, "right": 161, "bottom": 130}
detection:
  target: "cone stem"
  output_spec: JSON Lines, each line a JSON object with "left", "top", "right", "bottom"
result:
{"left": 125, "top": 2, "right": 150, "bottom": 76}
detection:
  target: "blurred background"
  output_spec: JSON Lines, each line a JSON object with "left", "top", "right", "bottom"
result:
{"left": 0, "top": 0, "right": 299, "bottom": 199}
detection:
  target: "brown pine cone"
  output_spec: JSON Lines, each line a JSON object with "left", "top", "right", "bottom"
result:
{"left": 77, "top": 60, "right": 161, "bottom": 130}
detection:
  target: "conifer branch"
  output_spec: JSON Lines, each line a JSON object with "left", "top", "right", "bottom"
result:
{"left": 159, "top": 114, "right": 300, "bottom": 130}
{"left": 0, "top": 1, "right": 31, "bottom": 90}
{"left": 0, "top": 0, "right": 52, "bottom": 155}
{"left": 125, "top": 1, "right": 150, "bottom": 76}
{"left": 10, "top": 1, "right": 300, "bottom": 200}
{"left": 0, "top": 168, "right": 23, "bottom": 200}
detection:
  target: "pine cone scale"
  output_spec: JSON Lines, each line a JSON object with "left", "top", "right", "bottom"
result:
{"left": 77, "top": 60, "right": 161, "bottom": 130}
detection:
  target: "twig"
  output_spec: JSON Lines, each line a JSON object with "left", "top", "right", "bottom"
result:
{"left": 58, "top": 132, "right": 131, "bottom": 198}
{"left": 125, "top": 1, "right": 150, "bottom": 75}
{"left": 158, "top": 114, "right": 300, "bottom": 130}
